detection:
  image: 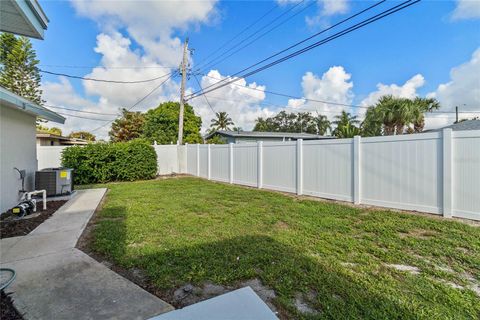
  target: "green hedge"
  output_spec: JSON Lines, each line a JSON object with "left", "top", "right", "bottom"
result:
{"left": 61, "top": 140, "right": 157, "bottom": 184}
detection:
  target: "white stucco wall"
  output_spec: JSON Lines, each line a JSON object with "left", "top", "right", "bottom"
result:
{"left": 0, "top": 106, "right": 37, "bottom": 213}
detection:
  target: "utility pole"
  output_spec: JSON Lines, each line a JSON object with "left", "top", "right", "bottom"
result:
{"left": 455, "top": 106, "right": 459, "bottom": 123}
{"left": 177, "top": 37, "right": 189, "bottom": 145}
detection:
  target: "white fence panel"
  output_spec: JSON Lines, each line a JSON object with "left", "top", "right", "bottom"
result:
{"left": 262, "top": 142, "right": 297, "bottom": 193}
{"left": 37, "top": 146, "right": 68, "bottom": 169}
{"left": 186, "top": 145, "right": 197, "bottom": 175}
{"left": 452, "top": 131, "right": 480, "bottom": 220}
{"left": 303, "top": 139, "right": 354, "bottom": 202}
{"left": 36, "top": 130, "right": 480, "bottom": 221}
{"left": 199, "top": 145, "right": 209, "bottom": 178}
{"left": 233, "top": 143, "right": 258, "bottom": 187}
{"left": 211, "top": 145, "right": 230, "bottom": 182}
{"left": 154, "top": 145, "right": 179, "bottom": 175}
{"left": 361, "top": 133, "right": 442, "bottom": 214}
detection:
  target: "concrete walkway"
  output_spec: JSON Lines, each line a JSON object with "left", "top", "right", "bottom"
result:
{"left": 0, "top": 189, "right": 173, "bottom": 320}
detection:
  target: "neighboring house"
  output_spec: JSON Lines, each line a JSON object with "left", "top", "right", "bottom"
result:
{"left": 205, "top": 130, "right": 335, "bottom": 144}
{"left": 36, "top": 132, "right": 88, "bottom": 146}
{"left": 432, "top": 119, "right": 480, "bottom": 132}
{"left": 0, "top": 0, "right": 64, "bottom": 213}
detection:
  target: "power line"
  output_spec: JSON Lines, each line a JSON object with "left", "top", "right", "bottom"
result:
{"left": 196, "top": 72, "right": 369, "bottom": 109}
{"left": 194, "top": 3, "right": 278, "bottom": 68}
{"left": 198, "top": 0, "right": 316, "bottom": 73}
{"left": 45, "top": 105, "right": 119, "bottom": 116}
{"left": 195, "top": 0, "right": 309, "bottom": 72}
{"left": 197, "top": 72, "right": 476, "bottom": 116}
{"left": 39, "top": 69, "right": 173, "bottom": 84}
{"left": 38, "top": 64, "right": 172, "bottom": 70}
{"left": 188, "top": 0, "right": 420, "bottom": 100}
{"left": 90, "top": 72, "right": 176, "bottom": 133}
{"left": 203, "top": 0, "right": 387, "bottom": 81}
{"left": 57, "top": 112, "right": 115, "bottom": 121}
{"left": 192, "top": 73, "right": 216, "bottom": 115}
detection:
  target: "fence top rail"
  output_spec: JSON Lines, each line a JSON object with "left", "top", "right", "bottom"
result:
{"left": 453, "top": 129, "right": 480, "bottom": 138}
{"left": 303, "top": 138, "right": 352, "bottom": 146}
{"left": 362, "top": 131, "right": 441, "bottom": 143}
{"left": 262, "top": 141, "right": 297, "bottom": 147}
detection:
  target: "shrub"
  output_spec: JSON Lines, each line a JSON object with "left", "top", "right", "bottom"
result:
{"left": 61, "top": 140, "right": 157, "bottom": 184}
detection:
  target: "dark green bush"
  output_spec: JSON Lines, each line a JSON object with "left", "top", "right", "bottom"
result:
{"left": 61, "top": 140, "right": 157, "bottom": 184}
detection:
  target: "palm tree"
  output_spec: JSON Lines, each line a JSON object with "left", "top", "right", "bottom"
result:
{"left": 410, "top": 97, "right": 440, "bottom": 132}
{"left": 315, "top": 114, "right": 331, "bottom": 135}
{"left": 361, "top": 107, "right": 383, "bottom": 137}
{"left": 332, "top": 111, "right": 360, "bottom": 137}
{"left": 335, "top": 122, "right": 361, "bottom": 138}
{"left": 210, "top": 111, "right": 234, "bottom": 131}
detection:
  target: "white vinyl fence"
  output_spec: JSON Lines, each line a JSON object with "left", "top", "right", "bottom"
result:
{"left": 36, "top": 129, "right": 480, "bottom": 220}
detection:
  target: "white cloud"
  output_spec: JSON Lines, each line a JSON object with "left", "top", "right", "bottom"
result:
{"left": 41, "top": 1, "right": 220, "bottom": 139}
{"left": 190, "top": 70, "right": 275, "bottom": 132}
{"left": 426, "top": 47, "right": 480, "bottom": 129}
{"left": 306, "top": 0, "right": 349, "bottom": 27}
{"left": 287, "top": 66, "right": 354, "bottom": 120}
{"left": 452, "top": 0, "right": 480, "bottom": 20}
{"left": 360, "top": 74, "right": 425, "bottom": 107}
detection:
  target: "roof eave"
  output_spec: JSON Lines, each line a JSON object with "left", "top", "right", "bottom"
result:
{"left": 1, "top": 87, "right": 65, "bottom": 124}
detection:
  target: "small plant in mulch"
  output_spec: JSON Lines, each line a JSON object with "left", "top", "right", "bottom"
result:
{"left": 0, "top": 291, "right": 23, "bottom": 320}
{"left": 0, "top": 201, "right": 67, "bottom": 239}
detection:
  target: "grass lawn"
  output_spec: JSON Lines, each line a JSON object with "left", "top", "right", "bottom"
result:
{"left": 87, "top": 177, "right": 480, "bottom": 319}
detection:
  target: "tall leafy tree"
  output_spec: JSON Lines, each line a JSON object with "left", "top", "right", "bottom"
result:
{"left": 69, "top": 131, "right": 96, "bottom": 141}
{"left": 0, "top": 34, "right": 44, "bottom": 106}
{"left": 210, "top": 111, "right": 234, "bottom": 131}
{"left": 142, "top": 101, "right": 202, "bottom": 144}
{"left": 109, "top": 108, "right": 145, "bottom": 142}
{"left": 253, "top": 111, "right": 327, "bottom": 134}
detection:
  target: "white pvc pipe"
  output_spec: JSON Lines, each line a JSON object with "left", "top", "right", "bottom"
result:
{"left": 24, "top": 190, "right": 47, "bottom": 211}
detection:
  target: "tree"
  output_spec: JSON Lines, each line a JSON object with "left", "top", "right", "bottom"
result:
{"left": 36, "top": 125, "right": 62, "bottom": 136}
{"left": 142, "top": 101, "right": 202, "bottom": 144}
{"left": 315, "top": 115, "right": 331, "bottom": 135}
{"left": 332, "top": 111, "right": 360, "bottom": 138}
{"left": 109, "top": 108, "right": 145, "bottom": 142}
{"left": 335, "top": 122, "right": 361, "bottom": 138}
{"left": 360, "top": 95, "right": 441, "bottom": 136}
{"left": 253, "top": 111, "right": 326, "bottom": 134}
{"left": 206, "top": 135, "right": 227, "bottom": 144}
{"left": 69, "top": 131, "right": 96, "bottom": 141}
{"left": 210, "top": 111, "right": 234, "bottom": 131}
{"left": 0, "top": 34, "right": 44, "bottom": 106}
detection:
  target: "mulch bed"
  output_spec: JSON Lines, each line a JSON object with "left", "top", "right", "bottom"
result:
{"left": 0, "top": 291, "right": 23, "bottom": 320}
{"left": 0, "top": 201, "right": 67, "bottom": 239}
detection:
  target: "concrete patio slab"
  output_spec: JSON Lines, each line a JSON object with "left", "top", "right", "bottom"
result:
{"left": 0, "top": 188, "right": 174, "bottom": 320}
{"left": 4, "top": 248, "right": 173, "bottom": 320}
{"left": 150, "top": 287, "right": 278, "bottom": 320}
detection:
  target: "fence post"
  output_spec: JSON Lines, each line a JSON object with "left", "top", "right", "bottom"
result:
{"left": 207, "top": 144, "right": 211, "bottom": 180}
{"left": 181, "top": 143, "right": 188, "bottom": 174}
{"left": 229, "top": 143, "right": 234, "bottom": 184}
{"left": 443, "top": 128, "right": 453, "bottom": 218}
{"left": 257, "top": 141, "right": 263, "bottom": 189}
{"left": 296, "top": 139, "right": 303, "bottom": 195}
{"left": 353, "top": 135, "right": 361, "bottom": 204}
{"left": 196, "top": 143, "right": 200, "bottom": 177}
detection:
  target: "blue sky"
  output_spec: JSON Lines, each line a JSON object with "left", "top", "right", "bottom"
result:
{"left": 33, "top": 0, "right": 480, "bottom": 138}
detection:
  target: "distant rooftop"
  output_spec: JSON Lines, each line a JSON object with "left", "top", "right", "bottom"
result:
{"left": 434, "top": 119, "right": 480, "bottom": 132}
{"left": 36, "top": 132, "right": 89, "bottom": 145}
{"left": 206, "top": 130, "right": 334, "bottom": 140}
